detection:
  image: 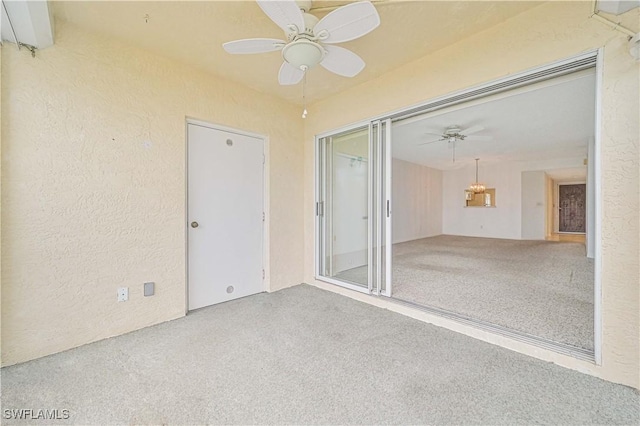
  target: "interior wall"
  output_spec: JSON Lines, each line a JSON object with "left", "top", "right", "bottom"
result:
{"left": 521, "top": 171, "right": 547, "bottom": 240}
{"left": 442, "top": 161, "right": 521, "bottom": 239}
{"left": 1, "top": 20, "right": 305, "bottom": 366}
{"left": 303, "top": 1, "right": 639, "bottom": 388}
{"left": 442, "top": 158, "right": 583, "bottom": 240}
{"left": 392, "top": 158, "right": 442, "bottom": 243}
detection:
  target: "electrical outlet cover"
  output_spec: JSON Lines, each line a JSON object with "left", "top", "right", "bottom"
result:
{"left": 117, "top": 287, "right": 129, "bottom": 302}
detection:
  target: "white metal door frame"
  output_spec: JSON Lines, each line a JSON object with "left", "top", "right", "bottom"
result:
{"left": 383, "top": 118, "right": 392, "bottom": 297}
{"left": 315, "top": 123, "right": 373, "bottom": 295}
{"left": 314, "top": 120, "right": 392, "bottom": 297}
{"left": 367, "top": 122, "right": 374, "bottom": 294}
{"left": 185, "top": 118, "right": 268, "bottom": 313}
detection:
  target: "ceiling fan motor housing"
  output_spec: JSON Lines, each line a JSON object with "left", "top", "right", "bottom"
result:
{"left": 445, "top": 125, "right": 462, "bottom": 135}
{"left": 285, "top": 12, "right": 319, "bottom": 40}
{"left": 283, "top": 13, "right": 325, "bottom": 70}
{"left": 282, "top": 39, "right": 325, "bottom": 70}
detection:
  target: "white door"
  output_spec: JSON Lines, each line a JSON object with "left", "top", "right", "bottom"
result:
{"left": 187, "top": 123, "right": 264, "bottom": 310}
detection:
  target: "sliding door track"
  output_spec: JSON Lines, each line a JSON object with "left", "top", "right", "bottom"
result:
{"left": 390, "top": 296, "right": 595, "bottom": 363}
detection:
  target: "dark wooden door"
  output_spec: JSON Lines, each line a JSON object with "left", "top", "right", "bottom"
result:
{"left": 559, "top": 184, "right": 586, "bottom": 233}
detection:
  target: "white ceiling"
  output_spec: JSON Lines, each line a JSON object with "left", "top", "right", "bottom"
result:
{"left": 51, "top": 0, "right": 542, "bottom": 105}
{"left": 391, "top": 70, "right": 596, "bottom": 171}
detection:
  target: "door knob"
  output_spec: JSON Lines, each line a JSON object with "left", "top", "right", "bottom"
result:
{"left": 191, "top": 221, "right": 199, "bottom": 228}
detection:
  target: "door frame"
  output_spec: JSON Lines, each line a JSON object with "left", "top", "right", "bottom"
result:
{"left": 314, "top": 122, "right": 391, "bottom": 295}
{"left": 315, "top": 122, "right": 373, "bottom": 295}
{"left": 184, "top": 117, "right": 269, "bottom": 314}
{"left": 555, "top": 181, "right": 587, "bottom": 234}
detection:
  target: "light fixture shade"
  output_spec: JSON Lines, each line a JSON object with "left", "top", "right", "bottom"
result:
{"left": 282, "top": 39, "right": 325, "bottom": 70}
{"left": 469, "top": 182, "right": 486, "bottom": 194}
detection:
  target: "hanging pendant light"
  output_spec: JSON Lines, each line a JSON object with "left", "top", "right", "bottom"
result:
{"left": 469, "top": 158, "right": 486, "bottom": 194}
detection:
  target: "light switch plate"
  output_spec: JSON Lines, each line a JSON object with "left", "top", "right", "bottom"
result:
{"left": 144, "top": 282, "right": 155, "bottom": 297}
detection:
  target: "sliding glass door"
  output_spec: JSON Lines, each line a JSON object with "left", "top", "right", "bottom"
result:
{"left": 317, "top": 126, "right": 369, "bottom": 289}
{"left": 315, "top": 52, "right": 601, "bottom": 360}
{"left": 315, "top": 120, "right": 391, "bottom": 295}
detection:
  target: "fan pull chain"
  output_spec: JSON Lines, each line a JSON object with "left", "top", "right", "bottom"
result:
{"left": 302, "top": 70, "right": 308, "bottom": 119}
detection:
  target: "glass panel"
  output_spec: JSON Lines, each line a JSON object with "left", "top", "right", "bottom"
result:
{"left": 371, "top": 120, "right": 384, "bottom": 295}
{"left": 321, "top": 127, "right": 370, "bottom": 287}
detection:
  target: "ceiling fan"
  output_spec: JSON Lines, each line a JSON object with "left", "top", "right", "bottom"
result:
{"left": 419, "top": 125, "right": 492, "bottom": 162}
{"left": 222, "top": 0, "right": 381, "bottom": 86}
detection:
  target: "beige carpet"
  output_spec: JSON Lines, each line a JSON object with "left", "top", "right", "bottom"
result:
{"left": 337, "top": 235, "right": 594, "bottom": 351}
{"left": 1, "top": 285, "right": 635, "bottom": 425}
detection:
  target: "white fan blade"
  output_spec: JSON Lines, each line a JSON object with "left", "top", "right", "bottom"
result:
{"left": 278, "top": 62, "right": 304, "bottom": 85}
{"left": 419, "top": 138, "right": 446, "bottom": 146}
{"left": 314, "top": 1, "right": 380, "bottom": 44}
{"left": 465, "top": 135, "right": 492, "bottom": 142}
{"left": 223, "top": 38, "right": 286, "bottom": 54}
{"left": 461, "top": 125, "right": 484, "bottom": 136}
{"left": 257, "top": 0, "right": 305, "bottom": 33}
{"left": 320, "top": 45, "right": 365, "bottom": 77}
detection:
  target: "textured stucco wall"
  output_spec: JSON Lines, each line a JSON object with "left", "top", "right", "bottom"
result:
{"left": 1, "top": 20, "right": 304, "bottom": 366}
{"left": 304, "top": 2, "right": 639, "bottom": 388}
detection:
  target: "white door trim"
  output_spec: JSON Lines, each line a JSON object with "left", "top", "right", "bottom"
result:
{"left": 185, "top": 117, "right": 269, "bottom": 314}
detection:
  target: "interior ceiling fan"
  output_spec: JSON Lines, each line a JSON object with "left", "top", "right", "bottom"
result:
{"left": 222, "top": 0, "right": 381, "bottom": 85}
{"left": 419, "top": 125, "right": 492, "bottom": 162}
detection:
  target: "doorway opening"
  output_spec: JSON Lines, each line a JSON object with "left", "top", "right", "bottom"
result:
{"left": 315, "top": 52, "right": 600, "bottom": 360}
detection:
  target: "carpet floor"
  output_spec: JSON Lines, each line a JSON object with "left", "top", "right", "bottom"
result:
{"left": 2, "top": 285, "right": 635, "bottom": 425}
{"left": 337, "top": 235, "right": 594, "bottom": 351}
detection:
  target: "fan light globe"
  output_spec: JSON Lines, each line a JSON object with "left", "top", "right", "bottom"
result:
{"left": 282, "top": 39, "right": 325, "bottom": 70}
